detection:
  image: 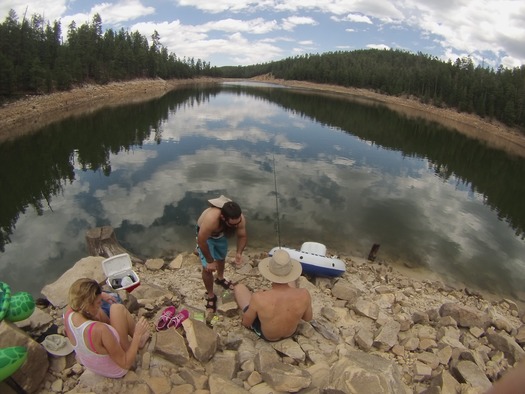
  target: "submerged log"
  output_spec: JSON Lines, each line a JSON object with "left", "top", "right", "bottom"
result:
{"left": 85, "top": 226, "right": 143, "bottom": 264}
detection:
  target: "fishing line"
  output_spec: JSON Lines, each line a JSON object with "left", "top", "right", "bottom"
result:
{"left": 272, "top": 153, "right": 282, "bottom": 248}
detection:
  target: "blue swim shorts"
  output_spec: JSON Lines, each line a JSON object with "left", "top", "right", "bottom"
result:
{"left": 196, "top": 225, "right": 228, "bottom": 267}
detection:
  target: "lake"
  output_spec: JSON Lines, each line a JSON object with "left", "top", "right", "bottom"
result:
{"left": 1, "top": 81, "right": 524, "bottom": 304}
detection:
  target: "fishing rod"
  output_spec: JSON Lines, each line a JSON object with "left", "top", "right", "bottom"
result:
{"left": 272, "top": 153, "right": 282, "bottom": 248}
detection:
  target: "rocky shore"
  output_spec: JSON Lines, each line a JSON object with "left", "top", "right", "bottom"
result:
{"left": 1, "top": 249, "right": 524, "bottom": 393}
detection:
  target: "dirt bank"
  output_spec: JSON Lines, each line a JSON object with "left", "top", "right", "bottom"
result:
{"left": 0, "top": 78, "right": 219, "bottom": 144}
{"left": 250, "top": 76, "right": 525, "bottom": 159}
{"left": 1, "top": 76, "right": 525, "bottom": 157}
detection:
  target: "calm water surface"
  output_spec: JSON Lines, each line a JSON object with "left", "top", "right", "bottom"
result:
{"left": 1, "top": 81, "right": 524, "bottom": 302}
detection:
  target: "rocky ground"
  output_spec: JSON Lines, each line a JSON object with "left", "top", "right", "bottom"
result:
{"left": 2, "top": 249, "right": 525, "bottom": 393}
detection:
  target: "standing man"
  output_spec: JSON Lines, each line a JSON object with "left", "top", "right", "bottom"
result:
{"left": 233, "top": 249, "right": 313, "bottom": 341}
{"left": 196, "top": 195, "right": 247, "bottom": 313}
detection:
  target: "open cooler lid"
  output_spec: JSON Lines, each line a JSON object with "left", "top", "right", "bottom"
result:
{"left": 101, "top": 253, "right": 133, "bottom": 277}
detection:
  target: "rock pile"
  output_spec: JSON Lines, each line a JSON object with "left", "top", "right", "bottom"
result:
{"left": 1, "top": 251, "right": 524, "bottom": 393}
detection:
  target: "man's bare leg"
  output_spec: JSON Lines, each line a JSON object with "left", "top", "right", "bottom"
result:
{"left": 202, "top": 269, "right": 215, "bottom": 300}
{"left": 216, "top": 259, "right": 226, "bottom": 281}
{"left": 233, "top": 283, "right": 252, "bottom": 310}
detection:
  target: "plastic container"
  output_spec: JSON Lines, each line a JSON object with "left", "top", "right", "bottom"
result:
{"left": 101, "top": 253, "right": 140, "bottom": 292}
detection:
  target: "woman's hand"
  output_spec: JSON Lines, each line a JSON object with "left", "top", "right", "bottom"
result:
{"left": 101, "top": 292, "right": 117, "bottom": 304}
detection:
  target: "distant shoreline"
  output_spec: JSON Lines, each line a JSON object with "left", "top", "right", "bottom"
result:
{"left": 250, "top": 76, "right": 525, "bottom": 159}
{"left": 1, "top": 77, "right": 525, "bottom": 158}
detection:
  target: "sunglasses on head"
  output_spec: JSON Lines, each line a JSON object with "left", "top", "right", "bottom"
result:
{"left": 92, "top": 281, "right": 102, "bottom": 295}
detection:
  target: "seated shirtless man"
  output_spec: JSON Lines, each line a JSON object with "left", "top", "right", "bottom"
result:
{"left": 234, "top": 249, "right": 313, "bottom": 341}
{"left": 196, "top": 195, "right": 247, "bottom": 313}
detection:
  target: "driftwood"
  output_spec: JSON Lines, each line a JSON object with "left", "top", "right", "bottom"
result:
{"left": 367, "top": 243, "right": 380, "bottom": 262}
{"left": 85, "top": 226, "right": 143, "bottom": 264}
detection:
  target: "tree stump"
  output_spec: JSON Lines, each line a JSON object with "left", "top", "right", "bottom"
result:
{"left": 85, "top": 226, "right": 143, "bottom": 264}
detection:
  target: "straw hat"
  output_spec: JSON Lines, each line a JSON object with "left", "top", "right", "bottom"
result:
{"left": 208, "top": 195, "right": 232, "bottom": 208}
{"left": 41, "top": 334, "right": 74, "bottom": 356}
{"left": 258, "top": 249, "right": 302, "bottom": 283}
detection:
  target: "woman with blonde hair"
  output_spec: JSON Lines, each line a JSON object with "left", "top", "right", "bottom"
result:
{"left": 63, "top": 278, "right": 150, "bottom": 378}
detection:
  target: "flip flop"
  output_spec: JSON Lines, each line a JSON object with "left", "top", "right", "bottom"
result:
{"left": 156, "top": 306, "right": 176, "bottom": 331}
{"left": 167, "top": 309, "right": 189, "bottom": 329}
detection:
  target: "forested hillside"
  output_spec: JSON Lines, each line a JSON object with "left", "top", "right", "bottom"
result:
{"left": 1, "top": 9, "right": 524, "bottom": 130}
{"left": 219, "top": 51, "right": 525, "bottom": 130}
{"left": 0, "top": 10, "right": 219, "bottom": 99}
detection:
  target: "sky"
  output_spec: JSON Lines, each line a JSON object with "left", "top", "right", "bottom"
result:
{"left": 1, "top": 1, "right": 524, "bottom": 69}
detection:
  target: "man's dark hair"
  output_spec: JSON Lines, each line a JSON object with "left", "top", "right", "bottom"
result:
{"left": 221, "top": 201, "right": 242, "bottom": 219}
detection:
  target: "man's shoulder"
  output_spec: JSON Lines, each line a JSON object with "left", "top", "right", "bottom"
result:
{"left": 203, "top": 207, "right": 221, "bottom": 217}
{"left": 198, "top": 208, "right": 221, "bottom": 226}
{"left": 295, "top": 287, "right": 311, "bottom": 299}
{"left": 251, "top": 289, "right": 272, "bottom": 303}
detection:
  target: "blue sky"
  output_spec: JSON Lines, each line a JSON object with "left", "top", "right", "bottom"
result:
{"left": 2, "top": 1, "right": 524, "bottom": 69}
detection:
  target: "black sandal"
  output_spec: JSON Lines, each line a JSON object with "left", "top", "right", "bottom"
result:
{"left": 214, "top": 278, "right": 235, "bottom": 290}
{"left": 205, "top": 295, "right": 218, "bottom": 312}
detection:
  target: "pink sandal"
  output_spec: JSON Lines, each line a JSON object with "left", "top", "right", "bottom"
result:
{"left": 156, "top": 306, "right": 176, "bottom": 331}
{"left": 167, "top": 309, "right": 189, "bottom": 329}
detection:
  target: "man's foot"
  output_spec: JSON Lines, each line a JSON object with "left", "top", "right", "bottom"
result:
{"left": 214, "top": 278, "right": 235, "bottom": 290}
{"left": 205, "top": 294, "right": 218, "bottom": 313}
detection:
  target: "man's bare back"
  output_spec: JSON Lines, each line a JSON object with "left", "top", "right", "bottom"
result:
{"left": 237, "top": 283, "right": 313, "bottom": 341}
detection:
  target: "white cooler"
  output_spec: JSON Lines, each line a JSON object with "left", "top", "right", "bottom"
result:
{"left": 101, "top": 253, "right": 140, "bottom": 292}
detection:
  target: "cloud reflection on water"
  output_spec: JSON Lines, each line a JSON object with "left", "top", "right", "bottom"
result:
{"left": 1, "top": 85, "right": 524, "bottom": 301}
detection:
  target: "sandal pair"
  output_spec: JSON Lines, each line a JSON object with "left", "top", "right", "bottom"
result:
{"left": 156, "top": 306, "right": 189, "bottom": 331}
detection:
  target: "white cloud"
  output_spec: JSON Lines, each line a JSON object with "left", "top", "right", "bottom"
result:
{"left": 202, "top": 17, "right": 278, "bottom": 34}
{"left": 91, "top": 0, "right": 155, "bottom": 24}
{"left": 1, "top": 0, "right": 523, "bottom": 67}
{"left": 1, "top": 0, "right": 67, "bottom": 21}
{"left": 342, "top": 13, "right": 373, "bottom": 24}
{"left": 281, "top": 16, "right": 317, "bottom": 31}
{"left": 367, "top": 43, "right": 390, "bottom": 50}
